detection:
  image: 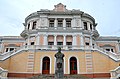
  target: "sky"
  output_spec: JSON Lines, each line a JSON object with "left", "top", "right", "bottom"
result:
{"left": 0, "top": 0, "right": 120, "bottom": 36}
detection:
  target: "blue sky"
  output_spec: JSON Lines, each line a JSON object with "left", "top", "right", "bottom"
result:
{"left": 0, "top": 0, "right": 120, "bottom": 36}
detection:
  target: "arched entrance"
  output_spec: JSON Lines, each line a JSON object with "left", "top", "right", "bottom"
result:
{"left": 42, "top": 56, "right": 50, "bottom": 74}
{"left": 70, "top": 57, "right": 77, "bottom": 74}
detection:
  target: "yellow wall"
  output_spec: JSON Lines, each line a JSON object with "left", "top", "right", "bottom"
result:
{"left": 0, "top": 51, "right": 28, "bottom": 73}
{"left": 92, "top": 51, "right": 120, "bottom": 72}
{"left": 0, "top": 50, "right": 120, "bottom": 74}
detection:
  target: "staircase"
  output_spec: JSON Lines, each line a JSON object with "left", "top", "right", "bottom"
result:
{"left": 28, "top": 74, "right": 92, "bottom": 79}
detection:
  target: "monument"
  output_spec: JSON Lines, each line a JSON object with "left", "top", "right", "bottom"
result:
{"left": 55, "top": 47, "right": 64, "bottom": 79}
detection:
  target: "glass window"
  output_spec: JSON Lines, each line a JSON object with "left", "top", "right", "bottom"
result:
{"left": 85, "top": 42, "right": 89, "bottom": 45}
{"left": 31, "top": 42, "right": 34, "bottom": 45}
{"left": 57, "top": 42, "right": 63, "bottom": 45}
{"left": 6, "top": 48, "right": 9, "bottom": 52}
{"left": 10, "top": 48, "right": 14, "bottom": 51}
{"left": 106, "top": 49, "right": 110, "bottom": 51}
{"left": 32, "top": 21, "right": 36, "bottom": 29}
{"left": 83, "top": 22, "right": 87, "bottom": 30}
{"left": 58, "top": 20, "right": 63, "bottom": 27}
{"left": 49, "top": 20, "right": 54, "bottom": 27}
{"left": 90, "top": 24, "right": 92, "bottom": 30}
{"left": 66, "top": 20, "right": 71, "bottom": 27}
{"left": 48, "top": 42, "right": 54, "bottom": 45}
{"left": 28, "top": 23, "right": 30, "bottom": 30}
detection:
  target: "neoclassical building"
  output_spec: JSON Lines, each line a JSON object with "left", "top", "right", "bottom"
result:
{"left": 0, "top": 3, "right": 120, "bottom": 79}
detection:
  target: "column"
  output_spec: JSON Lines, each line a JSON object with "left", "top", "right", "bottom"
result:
{"left": 79, "top": 18, "right": 82, "bottom": 30}
{"left": 63, "top": 18, "right": 66, "bottom": 29}
{"left": 72, "top": 35, "right": 77, "bottom": 49}
{"left": 63, "top": 35, "right": 67, "bottom": 49}
{"left": 80, "top": 34, "right": 84, "bottom": 49}
{"left": 54, "top": 35, "right": 57, "bottom": 49}
{"left": 54, "top": 35, "right": 57, "bottom": 46}
{"left": 47, "top": 19, "right": 49, "bottom": 27}
{"left": 87, "top": 22, "right": 90, "bottom": 30}
{"left": 63, "top": 35, "right": 66, "bottom": 46}
{"left": 119, "top": 43, "right": 120, "bottom": 53}
{"left": 90, "top": 36, "right": 93, "bottom": 49}
{"left": 117, "top": 40, "right": 120, "bottom": 53}
{"left": 30, "top": 22, "right": 33, "bottom": 30}
{"left": 0, "top": 42, "right": 3, "bottom": 53}
{"left": 27, "top": 36, "right": 30, "bottom": 45}
{"left": 26, "top": 36, "right": 30, "bottom": 49}
{"left": 54, "top": 18, "right": 57, "bottom": 28}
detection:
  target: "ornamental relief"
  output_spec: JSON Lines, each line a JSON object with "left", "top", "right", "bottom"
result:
{"left": 40, "top": 18, "right": 47, "bottom": 26}
{"left": 75, "top": 19, "right": 80, "bottom": 27}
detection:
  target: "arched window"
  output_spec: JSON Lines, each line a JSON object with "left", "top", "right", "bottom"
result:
{"left": 70, "top": 57, "right": 77, "bottom": 74}
{"left": 42, "top": 57, "right": 50, "bottom": 74}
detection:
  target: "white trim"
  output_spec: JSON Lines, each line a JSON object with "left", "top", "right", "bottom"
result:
{"left": 68, "top": 55, "right": 80, "bottom": 74}
{"left": 54, "top": 57, "right": 56, "bottom": 74}
{"left": 64, "top": 57, "right": 66, "bottom": 74}
{"left": 40, "top": 55, "right": 52, "bottom": 74}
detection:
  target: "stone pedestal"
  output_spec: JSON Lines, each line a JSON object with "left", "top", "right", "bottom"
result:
{"left": 55, "top": 47, "right": 64, "bottom": 79}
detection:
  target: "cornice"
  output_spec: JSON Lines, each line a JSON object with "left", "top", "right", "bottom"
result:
{"left": 25, "top": 9, "right": 95, "bottom": 24}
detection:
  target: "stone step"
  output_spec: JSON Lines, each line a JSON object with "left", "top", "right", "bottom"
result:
{"left": 28, "top": 74, "right": 92, "bottom": 79}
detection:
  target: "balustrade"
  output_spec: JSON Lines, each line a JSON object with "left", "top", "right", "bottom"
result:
{"left": 110, "top": 66, "right": 120, "bottom": 79}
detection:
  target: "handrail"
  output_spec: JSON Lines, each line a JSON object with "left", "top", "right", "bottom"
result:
{"left": 0, "top": 45, "right": 120, "bottom": 61}
{"left": 0, "top": 67, "right": 8, "bottom": 78}
{"left": 110, "top": 66, "right": 120, "bottom": 79}
{"left": 94, "top": 46, "right": 120, "bottom": 61}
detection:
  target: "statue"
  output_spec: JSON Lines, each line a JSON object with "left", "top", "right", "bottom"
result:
{"left": 55, "top": 47, "right": 64, "bottom": 79}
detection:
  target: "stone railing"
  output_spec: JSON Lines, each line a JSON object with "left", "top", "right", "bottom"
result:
{"left": 1, "top": 44, "right": 120, "bottom": 61}
{"left": 94, "top": 46, "right": 120, "bottom": 61}
{"left": 110, "top": 66, "right": 120, "bottom": 79}
{"left": 0, "top": 45, "right": 84, "bottom": 61}
{"left": 0, "top": 45, "right": 27, "bottom": 61}
{"left": 0, "top": 67, "right": 8, "bottom": 79}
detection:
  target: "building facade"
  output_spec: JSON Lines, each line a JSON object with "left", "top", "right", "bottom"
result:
{"left": 0, "top": 3, "right": 120, "bottom": 78}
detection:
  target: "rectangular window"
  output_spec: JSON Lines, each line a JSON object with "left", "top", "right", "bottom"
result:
{"left": 49, "top": 20, "right": 54, "bottom": 27}
{"left": 85, "top": 42, "right": 89, "bottom": 45}
{"left": 66, "top": 42, "right": 72, "bottom": 45}
{"left": 31, "top": 42, "right": 34, "bottom": 45}
{"left": 83, "top": 22, "right": 87, "bottom": 30}
{"left": 106, "top": 49, "right": 110, "bottom": 51}
{"left": 57, "top": 42, "right": 63, "bottom": 45}
{"left": 6, "top": 48, "right": 9, "bottom": 52}
{"left": 58, "top": 20, "right": 63, "bottom": 27}
{"left": 48, "top": 42, "right": 54, "bottom": 45}
{"left": 66, "top": 42, "right": 72, "bottom": 48}
{"left": 28, "top": 23, "right": 30, "bottom": 30}
{"left": 66, "top": 20, "right": 71, "bottom": 27}
{"left": 90, "top": 24, "right": 92, "bottom": 30}
{"left": 32, "top": 21, "right": 36, "bottom": 29}
{"left": 111, "top": 49, "right": 114, "bottom": 52}
{"left": 10, "top": 48, "right": 14, "bottom": 51}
